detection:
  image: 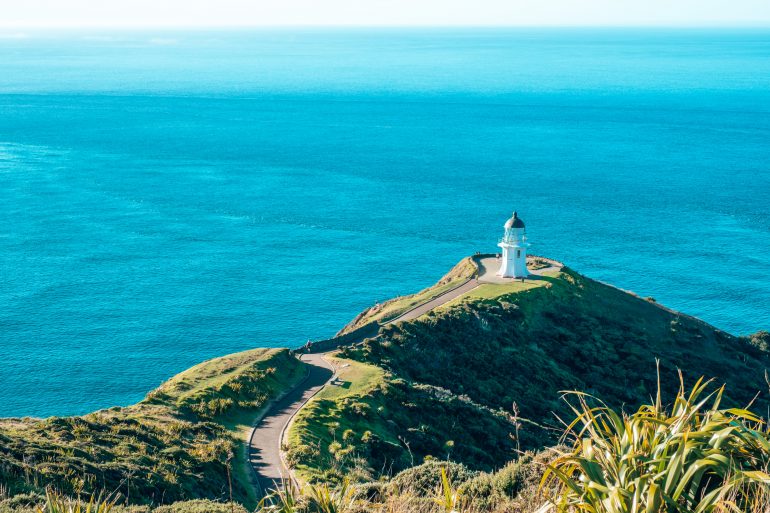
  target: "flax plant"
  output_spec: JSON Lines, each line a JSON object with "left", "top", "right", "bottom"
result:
{"left": 36, "top": 489, "right": 118, "bottom": 513}
{"left": 542, "top": 372, "right": 770, "bottom": 513}
{"left": 434, "top": 467, "right": 466, "bottom": 513}
{"left": 259, "top": 481, "right": 302, "bottom": 513}
{"left": 303, "top": 479, "right": 354, "bottom": 513}
{"left": 259, "top": 479, "right": 354, "bottom": 513}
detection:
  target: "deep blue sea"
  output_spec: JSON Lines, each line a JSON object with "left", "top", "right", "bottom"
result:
{"left": 1, "top": 28, "right": 770, "bottom": 418}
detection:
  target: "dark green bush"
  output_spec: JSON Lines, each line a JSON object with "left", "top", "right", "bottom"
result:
{"left": 460, "top": 448, "right": 560, "bottom": 510}
{"left": 285, "top": 443, "right": 320, "bottom": 467}
{"left": 389, "top": 460, "right": 478, "bottom": 496}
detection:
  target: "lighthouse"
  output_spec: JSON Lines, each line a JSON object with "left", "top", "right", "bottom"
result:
{"left": 498, "top": 211, "right": 530, "bottom": 278}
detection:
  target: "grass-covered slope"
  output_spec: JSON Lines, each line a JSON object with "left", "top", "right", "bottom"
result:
{"left": 346, "top": 267, "right": 770, "bottom": 445}
{"left": 284, "top": 354, "right": 518, "bottom": 485}
{"left": 0, "top": 348, "right": 305, "bottom": 507}
{"left": 339, "top": 256, "right": 477, "bottom": 334}
{"left": 288, "top": 265, "right": 770, "bottom": 484}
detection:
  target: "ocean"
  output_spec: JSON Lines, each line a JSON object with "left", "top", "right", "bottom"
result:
{"left": 1, "top": 28, "right": 769, "bottom": 417}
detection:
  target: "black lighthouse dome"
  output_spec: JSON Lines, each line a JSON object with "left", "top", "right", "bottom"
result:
{"left": 504, "top": 211, "right": 525, "bottom": 229}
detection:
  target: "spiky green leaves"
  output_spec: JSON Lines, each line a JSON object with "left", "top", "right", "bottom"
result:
{"left": 542, "top": 372, "right": 770, "bottom": 513}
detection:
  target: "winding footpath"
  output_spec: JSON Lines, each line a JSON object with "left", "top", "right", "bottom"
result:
{"left": 246, "top": 255, "right": 562, "bottom": 497}
{"left": 247, "top": 352, "right": 334, "bottom": 497}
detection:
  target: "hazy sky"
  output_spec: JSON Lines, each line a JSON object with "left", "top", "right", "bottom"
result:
{"left": 3, "top": 0, "right": 770, "bottom": 28}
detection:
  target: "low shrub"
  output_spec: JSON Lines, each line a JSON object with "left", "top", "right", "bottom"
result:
{"left": 389, "top": 460, "right": 479, "bottom": 496}
{"left": 153, "top": 500, "right": 248, "bottom": 513}
{"left": 0, "top": 493, "right": 44, "bottom": 512}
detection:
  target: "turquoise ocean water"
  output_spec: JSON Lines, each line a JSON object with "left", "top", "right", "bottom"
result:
{"left": 1, "top": 28, "right": 769, "bottom": 417}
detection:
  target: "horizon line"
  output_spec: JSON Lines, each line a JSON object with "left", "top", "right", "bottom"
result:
{"left": 3, "top": 22, "right": 770, "bottom": 30}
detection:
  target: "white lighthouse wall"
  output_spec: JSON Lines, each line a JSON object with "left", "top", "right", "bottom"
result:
{"left": 512, "top": 246, "right": 528, "bottom": 277}
{"left": 498, "top": 245, "right": 528, "bottom": 278}
{"left": 497, "top": 227, "right": 529, "bottom": 278}
{"left": 499, "top": 246, "right": 512, "bottom": 277}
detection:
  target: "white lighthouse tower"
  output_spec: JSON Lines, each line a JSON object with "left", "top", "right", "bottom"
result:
{"left": 498, "top": 211, "right": 530, "bottom": 278}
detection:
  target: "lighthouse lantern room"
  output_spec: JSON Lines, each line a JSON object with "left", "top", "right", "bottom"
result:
{"left": 498, "top": 211, "right": 530, "bottom": 278}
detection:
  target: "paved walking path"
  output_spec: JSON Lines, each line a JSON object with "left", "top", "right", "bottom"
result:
{"left": 246, "top": 254, "right": 562, "bottom": 498}
{"left": 386, "top": 278, "right": 480, "bottom": 323}
{"left": 247, "top": 352, "right": 333, "bottom": 497}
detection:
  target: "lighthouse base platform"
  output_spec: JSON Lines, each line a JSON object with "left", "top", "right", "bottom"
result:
{"left": 475, "top": 255, "right": 563, "bottom": 284}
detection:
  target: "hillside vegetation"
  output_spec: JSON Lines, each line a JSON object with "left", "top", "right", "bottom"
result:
{"left": 339, "top": 256, "right": 477, "bottom": 334}
{"left": 0, "top": 348, "right": 306, "bottom": 508}
{"left": 3, "top": 257, "right": 770, "bottom": 513}
{"left": 12, "top": 376, "right": 770, "bottom": 513}
{"left": 285, "top": 354, "right": 517, "bottom": 486}
{"left": 288, "top": 265, "right": 770, "bottom": 486}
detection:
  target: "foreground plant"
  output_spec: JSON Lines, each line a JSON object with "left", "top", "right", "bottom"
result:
{"left": 542, "top": 372, "right": 770, "bottom": 513}
{"left": 258, "top": 479, "right": 354, "bottom": 513}
{"left": 259, "top": 481, "right": 302, "bottom": 513}
{"left": 303, "top": 480, "right": 353, "bottom": 513}
{"left": 434, "top": 467, "right": 466, "bottom": 513}
{"left": 36, "top": 489, "right": 118, "bottom": 513}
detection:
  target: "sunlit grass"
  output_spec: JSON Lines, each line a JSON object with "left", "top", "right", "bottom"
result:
{"left": 439, "top": 271, "right": 561, "bottom": 307}
{"left": 286, "top": 355, "right": 387, "bottom": 486}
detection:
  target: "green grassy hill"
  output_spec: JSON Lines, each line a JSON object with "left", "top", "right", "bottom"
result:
{"left": 0, "top": 348, "right": 306, "bottom": 508}
{"left": 286, "top": 265, "right": 770, "bottom": 485}
{"left": 3, "top": 257, "right": 769, "bottom": 511}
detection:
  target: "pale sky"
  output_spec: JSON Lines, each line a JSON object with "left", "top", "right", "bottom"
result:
{"left": 3, "top": 0, "right": 770, "bottom": 28}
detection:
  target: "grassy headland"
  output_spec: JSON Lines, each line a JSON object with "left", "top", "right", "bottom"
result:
{"left": 2, "top": 256, "right": 770, "bottom": 513}
{"left": 284, "top": 264, "right": 770, "bottom": 487}
{"left": 0, "top": 348, "right": 306, "bottom": 508}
